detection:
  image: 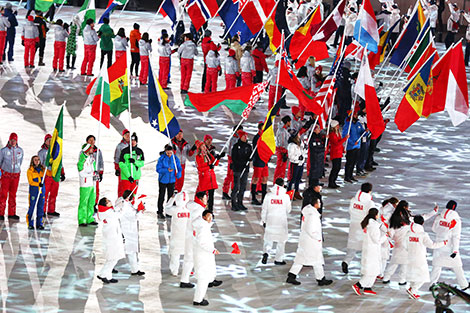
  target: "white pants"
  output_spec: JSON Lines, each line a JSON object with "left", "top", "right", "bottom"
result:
{"left": 430, "top": 265, "right": 469, "bottom": 289}
{"left": 180, "top": 252, "right": 193, "bottom": 283}
{"left": 380, "top": 258, "right": 388, "bottom": 276}
{"left": 193, "top": 278, "right": 210, "bottom": 302}
{"left": 290, "top": 263, "right": 324, "bottom": 280}
{"left": 344, "top": 248, "right": 358, "bottom": 264}
{"left": 359, "top": 275, "right": 377, "bottom": 288}
{"left": 263, "top": 240, "right": 286, "bottom": 262}
{"left": 99, "top": 259, "right": 119, "bottom": 280}
{"left": 169, "top": 252, "right": 182, "bottom": 276}
{"left": 384, "top": 263, "right": 407, "bottom": 283}
{"left": 127, "top": 252, "right": 139, "bottom": 273}
{"left": 409, "top": 281, "right": 424, "bottom": 294}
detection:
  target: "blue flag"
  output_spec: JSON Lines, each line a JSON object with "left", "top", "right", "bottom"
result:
{"left": 148, "top": 63, "right": 181, "bottom": 138}
{"left": 218, "top": 0, "right": 257, "bottom": 45}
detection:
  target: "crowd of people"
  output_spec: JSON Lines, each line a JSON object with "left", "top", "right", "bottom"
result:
{"left": 0, "top": 0, "right": 469, "bottom": 308}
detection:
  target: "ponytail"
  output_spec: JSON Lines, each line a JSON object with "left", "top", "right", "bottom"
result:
{"left": 361, "top": 208, "right": 379, "bottom": 229}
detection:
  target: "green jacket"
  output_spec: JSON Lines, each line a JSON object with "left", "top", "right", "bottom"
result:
{"left": 98, "top": 23, "right": 115, "bottom": 51}
{"left": 119, "top": 146, "right": 144, "bottom": 181}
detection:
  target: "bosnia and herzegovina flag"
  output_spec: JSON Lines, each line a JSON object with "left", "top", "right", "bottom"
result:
{"left": 257, "top": 97, "right": 283, "bottom": 164}
{"left": 394, "top": 53, "right": 435, "bottom": 132}
{"left": 46, "top": 106, "right": 64, "bottom": 182}
{"left": 148, "top": 63, "right": 180, "bottom": 138}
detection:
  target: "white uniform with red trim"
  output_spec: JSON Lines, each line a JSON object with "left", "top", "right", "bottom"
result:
{"left": 116, "top": 197, "right": 142, "bottom": 273}
{"left": 359, "top": 219, "right": 386, "bottom": 288}
{"left": 347, "top": 190, "right": 376, "bottom": 250}
{"left": 98, "top": 205, "right": 125, "bottom": 280}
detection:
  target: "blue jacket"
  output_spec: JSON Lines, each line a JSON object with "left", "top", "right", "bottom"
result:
{"left": 156, "top": 153, "right": 182, "bottom": 184}
{"left": 4, "top": 9, "right": 18, "bottom": 36}
{"left": 342, "top": 118, "right": 365, "bottom": 151}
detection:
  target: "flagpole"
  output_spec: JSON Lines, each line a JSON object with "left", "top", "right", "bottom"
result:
{"left": 146, "top": 0, "right": 167, "bottom": 32}
{"left": 126, "top": 53, "right": 133, "bottom": 178}
{"left": 113, "top": 0, "right": 131, "bottom": 28}
{"left": 284, "top": 4, "right": 318, "bottom": 42}
{"left": 251, "top": 0, "right": 280, "bottom": 44}
{"left": 222, "top": 1, "right": 248, "bottom": 40}
{"left": 55, "top": 1, "right": 67, "bottom": 17}
{"left": 95, "top": 65, "right": 105, "bottom": 187}
{"left": 218, "top": 116, "right": 246, "bottom": 157}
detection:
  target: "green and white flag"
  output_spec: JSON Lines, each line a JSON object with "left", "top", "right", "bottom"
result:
{"left": 35, "top": 0, "right": 66, "bottom": 13}
{"left": 77, "top": 0, "right": 96, "bottom": 30}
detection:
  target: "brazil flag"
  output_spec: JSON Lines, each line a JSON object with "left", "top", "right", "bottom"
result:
{"left": 46, "top": 106, "right": 64, "bottom": 182}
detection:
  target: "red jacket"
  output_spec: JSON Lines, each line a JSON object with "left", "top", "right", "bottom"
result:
{"left": 196, "top": 153, "right": 218, "bottom": 191}
{"left": 328, "top": 132, "right": 348, "bottom": 160}
{"left": 201, "top": 37, "right": 219, "bottom": 61}
{"left": 252, "top": 49, "right": 268, "bottom": 72}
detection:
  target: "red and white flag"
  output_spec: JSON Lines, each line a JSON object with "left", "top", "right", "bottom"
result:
{"left": 314, "top": 75, "right": 336, "bottom": 129}
{"left": 241, "top": 81, "right": 269, "bottom": 119}
{"left": 445, "top": 42, "right": 469, "bottom": 126}
{"left": 354, "top": 54, "right": 385, "bottom": 139}
{"left": 312, "top": 0, "right": 346, "bottom": 42}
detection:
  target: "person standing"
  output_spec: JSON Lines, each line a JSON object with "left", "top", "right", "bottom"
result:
{"left": 66, "top": 15, "right": 79, "bottom": 69}
{"left": 224, "top": 49, "right": 239, "bottom": 90}
{"left": 0, "top": 133, "right": 23, "bottom": 220}
{"left": 352, "top": 208, "right": 386, "bottom": 296}
{"left": 192, "top": 210, "right": 221, "bottom": 306}
{"left": 195, "top": 141, "right": 220, "bottom": 212}
{"left": 52, "top": 19, "right": 69, "bottom": 72}
{"left": 96, "top": 197, "right": 125, "bottom": 284}
{"left": 138, "top": 32, "right": 152, "bottom": 85}
{"left": 287, "top": 132, "right": 307, "bottom": 200}
{"left": 77, "top": 143, "right": 98, "bottom": 226}
{"left": 178, "top": 33, "right": 198, "bottom": 94}
{"left": 158, "top": 33, "right": 172, "bottom": 89}
{"left": 21, "top": 15, "right": 39, "bottom": 68}
{"left": 34, "top": 11, "right": 48, "bottom": 66}
{"left": 97, "top": 17, "right": 114, "bottom": 68}
{"left": 342, "top": 182, "right": 375, "bottom": 274}
{"left": 230, "top": 130, "right": 252, "bottom": 211}
{"left": 204, "top": 47, "right": 221, "bottom": 93}
{"left": 261, "top": 178, "right": 292, "bottom": 265}
{"left": 3, "top": 3, "right": 17, "bottom": 63}
{"left": 252, "top": 42, "right": 269, "bottom": 83}
{"left": 286, "top": 196, "right": 333, "bottom": 286}
{"left": 251, "top": 122, "right": 269, "bottom": 205}
{"left": 171, "top": 130, "right": 196, "bottom": 193}
{"left": 26, "top": 156, "right": 45, "bottom": 230}
{"left": 116, "top": 190, "right": 145, "bottom": 276}
{"left": 86, "top": 135, "right": 103, "bottom": 203}
{"left": 129, "top": 23, "right": 141, "bottom": 78}
{"left": 0, "top": 7, "right": 11, "bottom": 64}
{"left": 114, "top": 27, "right": 128, "bottom": 60}
{"left": 201, "top": 30, "right": 219, "bottom": 92}
{"left": 38, "top": 134, "right": 65, "bottom": 217}
{"left": 119, "top": 132, "right": 144, "bottom": 196}
{"left": 81, "top": 19, "right": 99, "bottom": 76}
{"left": 342, "top": 110, "right": 365, "bottom": 183}
{"left": 308, "top": 124, "right": 326, "bottom": 187}
{"left": 445, "top": 1, "right": 461, "bottom": 49}
{"left": 273, "top": 116, "right": 291, "bottom": 182}
{"left": 222, "top": 126, "right": 242, "bottom": 200}
{"left": 430, "top": 200, "right": 470, "bottom": 290}
{"left": 240, "top": 46, "right": 255, "bottom": 86}
{"left": 114, "top": 129, "right": 129, "bottom": 197}
{"left": 328, "top": 120, "right": 348, "bottom": 188}
{"left": 156, "top": 144, "right": 182, "bottom": 220}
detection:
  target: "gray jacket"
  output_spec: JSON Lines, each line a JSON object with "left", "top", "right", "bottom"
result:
{"left": 178, "top": 40, "right": 198, "bottom": 59}
{"left": 240, "top": 51, "right": 255, "bottom": 73}
{"left": 205, "top": 50, "right": 220, "bottom": 69}
{"left": 38, "top": 147, "right": 48, "bottom": 167}
{"left": 225, "top": 56, "right": 239, "bottom": 75}
{"left": 114, "top": 35, "right": 128, "bottom": 51}
{"left": 158, "top": 42, "right": 171, "bottom": 57}
{"left": 275, "top": 125, "right": 290, "bottom": 150}
{"left": 139, "top": 40, "right": 152, "bottom": 56}
{"left": 54, "top": 25, "right": 69, "bottom": 42}
{"left": 0, "top": 15, "right": 11, "bottom": 32}
{"left": 0, "top": 145, "right": 24, "bottom": 173}
{"left": 83, "top": 24, "right": 99, "bottom": 45}
{"left": 22, "top": 20, "right": 39, "bottom": 39}
{"left": 114, "top": 141, "right": 129, "bottom": 165}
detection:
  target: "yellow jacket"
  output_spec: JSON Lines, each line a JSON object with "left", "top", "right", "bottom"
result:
{"left": 27, "top": 166, "right": 44, "bottom": 187}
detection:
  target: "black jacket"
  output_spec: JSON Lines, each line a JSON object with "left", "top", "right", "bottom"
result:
{"left": 231, "top": 140, "right": 252, "bottom": 173}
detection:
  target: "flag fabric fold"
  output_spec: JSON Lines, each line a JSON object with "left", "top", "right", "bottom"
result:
{"left": 445, "top": 42, "right": 469, "bottom": 126}
{"left": 108, "top": 54, "right": 129, "bottom": 116}
{"left": 218, "top": 0, "right": 257, "bottom": 45}
{"left": 159, "top": 0, "right": 180, "bottom": 27}
{"left": 186, "top": 0, "right": 219, "bottom": 31}
{"left": 77, "top": 0, "right": 96, "bottom": 30}
{"left": 265, "top": 0, "right": 290, "bottom": 53}
{"left": 45, "top": 106, "right": 64, "bottom": 182}
{"left": 90, "top": 66, "right": 111, "bottom": 128}
{"left": 257, "top": 98, "right": 283, "bottom": 163}
{"left": 353, "top": 0, "right": 379, "bottom": 53}
{"left": 98, "top": 0, "right": 126, "bottom": 23}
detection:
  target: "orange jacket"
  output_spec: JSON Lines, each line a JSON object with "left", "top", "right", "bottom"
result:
{"left": 130, "top": 29, "right": 141, "bottom": 53}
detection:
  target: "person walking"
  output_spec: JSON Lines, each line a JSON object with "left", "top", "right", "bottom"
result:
{"left": 21, "top": 15, "right": 39, "bottom": 68}
{"left": 156, "top": 144, "right": 182, "bottom": 219}
{"left": 178, "top": 33, "right": 198, "bottom": 93}
{"left": 138, "top": 32, "right": 151, "bottom": 85}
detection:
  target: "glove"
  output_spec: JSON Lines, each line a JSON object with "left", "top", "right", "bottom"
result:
{"left": 115, "top": 169, "right": 120, "bottom": 177}
{"left": 282, "top": 153, "right": 288, "bottom": 162}
{"left": 99, "top": 173, "right": 103, "bottom": 182}
{"left": 450, "top": 252, "right": 457, "bottom": 258}
{"left": 216, "top": 152, "right": 226, "bottom": 160}
{"left": 263, "top": 223, "right": 266, "bottom": 228}
{"left": 60, "top": 174, "right": 65, "bottom": 182}
{"left": 209, "top": 164, "right": 214, "bottom": 169}
{"left": 128, "top": 176, "right": 135, "bottom": 183}
{"left": 21, "top": 40, "right": 24, "bottom": 46}
{"left": 299, "top": 155, "right": 304, "bottom": 161}
{"left": 129, "top": 158, "right": 136, "bottom": 163}
{"left": 39, "top": 182, "right": 43, "bottom": 187}
{"left": 190, "top": 144, "right": 197, "bottom": 152}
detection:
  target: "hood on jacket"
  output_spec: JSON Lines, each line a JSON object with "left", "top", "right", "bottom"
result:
{"left": 270, "top": 184, "right": 286, "bottom": 196}
{"left": 175, "top": 191, "right": 189, "bottom": 207}
{"left": 409, "top": 222, "right": 424, "bottom": 234}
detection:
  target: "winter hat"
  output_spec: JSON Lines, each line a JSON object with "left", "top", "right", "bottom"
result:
{"left": 237, "top": 130, "right": 247, "bottom": 138}
{"left": 9, "top": 132, "right": 18, "bottom": 141}
{"left": 204, "top": 134, "right": 213, "bottom": 142}
{"left": 330, "top": 120, "right": 339, "bottom": 128}
{"left": 204, "top": 30, "right": 212, "bottom": 37}
{"left": 82, "top": 143, "right": 93, "bottom": 154}
{"left": 315, "top": 65, "right": 323, "bottom": 72}
{"left": 27, "top": 15, "right": 34, "bottom": 22}
{"left": 122, "top": 129, "right": 130, "bottom": 136}
{"left": 228, "top": 49, "right": 236, "bottom": 57}
{"left": 131, "top": 132, "right": 138, "bottom": 142}
{"left": 281, "top": 115, "right": 291, "bottom": 125}
{"left": 5, "top": 3, "right": 12, "bottom": 9}
{"left": 446, "top": 200, "right": 457, "bottom": 210}
{"left": 291, "top": 106, "right": 300, "bottom": 116}
{"left": 44, "top": 134, "right": 52, "bottom": 142}
{"left": 195, "top": 140, "right": 204, "bottom": 149}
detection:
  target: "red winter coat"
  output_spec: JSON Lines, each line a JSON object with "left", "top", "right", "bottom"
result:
{"left": 196, "top": 153, "right": 218, "bottom": 191}
{"left": 328, "top": 132, "right": 348, "bottom": 160}
{"left": 252, "top": 49, "right": 268, "bottom": 72}
{"left": 201, "top": 37, "right": 219, "bottom": 61}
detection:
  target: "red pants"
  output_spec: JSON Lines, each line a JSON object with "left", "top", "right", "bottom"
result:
{"left": 159, "top": 56, "right": 170, "bottom": 88}
{"left": 268, "top": 86, "right": 284, "bottom": 110}
{"left": 241, "top": 72, "right": 253, "bottom": 86}
{"left": 53, "top": 41, "right": 66, "bottom": 70}
{"left": 115, "top": 50, "right": 126, "bottom": 60}
{"left": 175, "top": 164, "right": 186, "bottom": 192}
{"left": 0, "top": 172, "right": 20, "bottom": 216}
{"left": 204, "top": 67, "right": 218, "bottom": 93}
{"left": 139, "top": 55, "right": 149, "bottom": 84}
{"left": 225, "top": 73, "right": 236, "bottom": 89}
{"left": 180, "top": 58, "right": 194, "bottom": 91}
{"left": 117, "top": 176, "right": 125, "bottom": 198}
{"left": 24, "top": 38, "right": 37, "bottom": 67}
{"left": 121, "top": 179, "right": 139, "bottom": 195}
{"left": 81, "top": 44, "right": 96, "bottom": 75}
{"left": 44, "top": 175, "right": 59, "bottom": 213}
{"left": 273, "top": 148, "right": 288, "bottom": 182}
{"left": 222, "top": 156, "right": 233, "bottom": 194}
{"left": 0, "top": 31, "right": 6, "bottom": 63}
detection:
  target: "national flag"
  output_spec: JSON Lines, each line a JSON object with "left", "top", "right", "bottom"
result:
{"left": 148, "top": 63, "right": 181, "bottom": 138}
{"left": 289, "top": 6, "right": 328, "bottom": 68}
{"left": 77, "top": 0, "right": 96, "bottom": 30}
{"left": 90, "top": 66, "right": 111, "bottom": 128}
{"left": 231, "top": 242, "right": 241, "bottom": 254}
{"left": 107, "top": 54, "right": 129, "bottom": 116}
{"left": 444, "top": 42, "right": 469, "bottom": 126}
{"left": 241, "top": 81, "right": 269, "bottom": 119}
{"left": 390, "top": 1, "right": 426, "bottom": 66}
{"left": 406, "top": 29, "right": 437, "bottom": 79}
{"left": 368, "top": 24, "right": 386, "bottom": 69}
{"left": 407, "top": 39, "right": 437, "bottom": 80}
{"left": 238, "top": 0, "right": 276, "bottom": 35}
{"left": 394, "top": 53, "right": 435, "bottom": 132}
{"left": 98, "top": 0, "right": 126, "bottom": 23}
{"left": 264, "top": 0, "right": 290, "bottom": 53}
{"left": 354, "top": 55, "right": 385, "bottom": 139}
{"left": 312, "top": 0, "right": 346, "bottom": 42}
{"left": 184, "top": 83, "right": 268, "bottom": 115}
{"left": 159, "top": 0, "right": 180, "bottom": 26}
{"left": 186, "top": 0, "right": 219, "bottom": 31}
{"left": 344, "top": 40, "right": 365, "bottom": 61}
{"left": 404, "top": 26, "right": 432, "bottom": 72}
{"left": 219, "top": 0, "right": 257, "bottom": 45}
{"left": 35, "top": 0, "right": 66, "bottom": 13}
{"left": 353, "top": 0, "right": 379, "bottom": 53}
{"left": 45, "top": 106, "right": 64, "bottom": 182}
{"left": 257, "top": 98, "right": 283, "bottom": 163}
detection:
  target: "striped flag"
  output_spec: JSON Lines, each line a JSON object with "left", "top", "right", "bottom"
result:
{"left": 241, "top": 81, "right": 269, "bottom": 119}
{"left": 186, "top": 0, "right": 219, "bottom": 31}
{"left": 257, "top": 98, "right": 283, "bottom": 163}
{"left": 45, "top": 106, "right": 64, "bottom": 182}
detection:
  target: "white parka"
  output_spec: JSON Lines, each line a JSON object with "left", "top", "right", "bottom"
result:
{"left": 361, "top": 219, "right": 386, "bottom": 277}
{"left": 406, "top": 223, "right": 445, "bottom": 283}
{"left": 114, "top": 35, "right": 128, "bottom": 51}
{"left": 116, "top": 197, "right": 141, "bottom": 254}
{"left": 347, "top": 190, "right": 376, "bottom": 250}
{"left": 98, "top": 206, "right": 126, "bottom": 261}
{"left": 432, "top": 209, "right": 463, "bottom": 268}
{"left": 293, "top": 205, "right": 324, "bottom": 266}
{"left": 165, "top": 192, "right": 190, "bottom": 255}
{"left": 183, "top": 200, "right": 206, "bottom": 258}
{"left": 379, "top": 202, "right": 395, "bottom": 260}
{"left": 261, "top": 185, "right": 292, "bottom": 243}
{"left": 192, "top": 218, "right": 216, "bottom": 281}
{"left": 288, "top": 141, "right": 308, "bottom": 166}
{"left": 240, "top": 50, "right": 255, "bottom": 74}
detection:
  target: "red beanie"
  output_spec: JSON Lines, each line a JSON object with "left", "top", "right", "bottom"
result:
{"left": 122, "top": 129, "right": 130, "bottom": 136}
{"left": 237, "top": 130, "right": 247, "bottom": 138}
{"left": 9, "top": 132, "right": 18, "bottom": 141}
{"left": 291, "top": 106, "right": 300, "bottom": 116}
{"left": 44, "top": 134, "right": 52, "bottom": 142}
{"left": 204, "top": 134, "right": 212, "bottom": 142}
{"left": 228, "top": 49, "right": 235, "bottom": 57}
{"left": 27, "top": 15, "right": 34, "bottom": 22}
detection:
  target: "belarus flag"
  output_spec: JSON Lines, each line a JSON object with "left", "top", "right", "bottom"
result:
{"left": 353, "top": 0, "right": 379, "bottom": 53}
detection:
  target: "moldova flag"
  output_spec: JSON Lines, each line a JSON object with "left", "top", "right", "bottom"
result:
{"left": 218, "top": 0, "right": 257, "bottom": 45}
{"left": 265, "top": 0, "right": 290, "bottom": 53}
{"left": 159, "top": 0, "right": 179, "bottom": 27}
{"left": 148, "top": 63, "right": 180, "bottom": 139}
{"left": 257, "top": 97, "right": 283, "bottom": 163}
{"left": 45, "top": 106, "right": 64, "bottom": 182}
